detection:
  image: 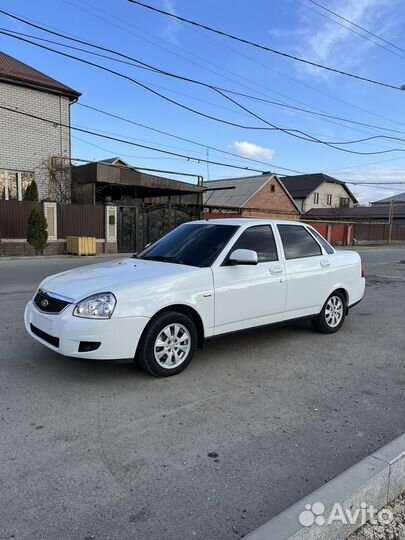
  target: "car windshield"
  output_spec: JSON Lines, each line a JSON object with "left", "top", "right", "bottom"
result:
{"left": 136, "top": 223, "right": 239, "bottom": 267}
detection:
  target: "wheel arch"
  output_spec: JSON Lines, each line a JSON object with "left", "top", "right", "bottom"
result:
{"left": 326, "top": 287, "right": 349, "bottom": 315}
{"left": 140, "top": 304, "right": 205, "bottom": 350}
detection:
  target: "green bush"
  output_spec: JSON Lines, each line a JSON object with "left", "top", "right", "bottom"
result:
{"left": 23, "top": 180, "right": 39, "bottom": 202}
{"left": 27, "top": 208, "right": 48, "bottom": 255}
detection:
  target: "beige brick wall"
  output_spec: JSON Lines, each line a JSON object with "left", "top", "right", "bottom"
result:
{"left": 0, "top": 82, "right": 71, "bottom": 200}
{"left": 303, "top": 181, "right": 355, "bottom": 212}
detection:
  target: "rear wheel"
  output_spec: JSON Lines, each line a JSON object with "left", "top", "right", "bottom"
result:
{"left": 312, "top": 291, "right": 346, "bottom": 334}
{"left": 136, "top": 311, "right": 197, "bottom": 377}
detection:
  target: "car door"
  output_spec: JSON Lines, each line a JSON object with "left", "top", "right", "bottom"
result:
{"left": 276, "top": 224, "right": 331, "bottom": 318}
{"left": 212, "top": 224, "right": 287, "bottom": 335}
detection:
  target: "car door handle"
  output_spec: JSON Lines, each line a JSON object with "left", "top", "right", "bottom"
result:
{"left": 269, "top": 266, "right": 283, "bottom": 275}
{"left": 320, "top": 260, "right": 331, "bottom": 268}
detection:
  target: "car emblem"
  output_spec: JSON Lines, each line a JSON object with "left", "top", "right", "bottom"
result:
{"left": 41, "top": 299, "right": 49, "bottom": 308}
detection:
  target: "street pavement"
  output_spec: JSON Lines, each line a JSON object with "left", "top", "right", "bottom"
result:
{"left": 0, "top": 247, "right": 404, "bottom": 540}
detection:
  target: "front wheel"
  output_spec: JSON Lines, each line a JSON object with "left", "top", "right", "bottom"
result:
{"left": 136, "top": 311, "right": 197, "bottom": 377}
{"left": 312, "top": 291, "right": 346, "bottom": 334}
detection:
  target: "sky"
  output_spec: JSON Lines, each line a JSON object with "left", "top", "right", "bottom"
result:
{"left": 1, "top": 0, "right": 405, "bottom": 203}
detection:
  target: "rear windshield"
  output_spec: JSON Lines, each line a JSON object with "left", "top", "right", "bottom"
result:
{"left": 137, "top": 223, "right": 239, "bottom": 267}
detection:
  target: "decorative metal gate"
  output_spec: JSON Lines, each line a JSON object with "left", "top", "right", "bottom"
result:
{"left": 118, "top": 203, "right": 201, "bottom": 253}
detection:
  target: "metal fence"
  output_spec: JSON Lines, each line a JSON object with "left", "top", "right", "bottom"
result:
{"left": 0, "top": 200, "right": 40, "bottom": 238}
{"left": 57, "top": 203, "right": 105, "bottom": 239}
{"left": 354, "top": 222, "right": 405, "bottom": 243}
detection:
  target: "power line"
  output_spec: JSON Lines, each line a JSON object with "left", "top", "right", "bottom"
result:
{"left": 326, "top": 156, "right": 405, "bottom": 173}
{"left": 3, "top": 103, "right": 403, "bottom": 193}
{"left": 78, "top": 103, "right": 301, "bottom": 172}
{"left": 1, "top": 27, "right": 404, "bottom": 155}
{"left": 292, "top": 0, "right": 405, "bottom": 59}
{"left": 1, "top": 10, "right": 403, "bottom": 144}
{"left": 60, "top": 0, "right": 405, "bottom": 132}
{"left": 127, "top": 0, "right": 403, "bottom": 91}
{"left": 0, "top": 104, "right": 271, "bottom": 174}
{"left": 0, "top": 31, "right": 405, "bottom": 155}
{"left": 3, "top": 26, "right": 402, "bottom": 146}
{"left": 305, "top": 0, "right": 405, "bottom": 54}
{"left": 2, "top": 5, "right": 404, "bottom": 136}
{"left": 4, "top": 102, "right": 404, "bottom": 191}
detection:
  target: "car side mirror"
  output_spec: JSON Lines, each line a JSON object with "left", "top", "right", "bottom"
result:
{"left": 229, "top": 249, "right": 258, "bottom": 265}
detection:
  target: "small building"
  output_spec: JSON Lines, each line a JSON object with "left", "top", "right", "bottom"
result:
{"left": 281, "top": 173, "right": 357, "bottom": 212}
{"left": 0, "top": 52, "right": 80, "bottom": 202}
{"left": 203, "top": 174, "right": 300, "bottom": 220}
{"left": 72, "top": 158, "right": 204, "bottom": 252}
{"left": 371, "top": 192, "right": 405, "bottom": 206}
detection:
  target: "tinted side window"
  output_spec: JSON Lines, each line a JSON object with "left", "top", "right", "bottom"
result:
{"left": 308, "top": 228, "right": 334, "bottom": 254}
{"left": 229, "top": 225, "right": 278, "bottom": 263}
{"left": 277, "top": 225, "right": 322, "bottom": 260}
{"left": 138, "top": 224, "right": 239, "bottom": 267}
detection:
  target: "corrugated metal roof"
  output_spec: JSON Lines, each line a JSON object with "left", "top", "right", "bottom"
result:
{"left": 304, "top": 205, "right": 405, "bottom": 220}
{"left": 0, "top": 52, "right": 81, "bottom": 101}
{"left": 203, "top": 175, "right": 270, "bottom": 207}
{"left": 371, "top": 192, "right": 405, "bottom": 205}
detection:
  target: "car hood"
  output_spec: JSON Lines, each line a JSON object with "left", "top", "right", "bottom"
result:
{"left": 39, "top": 258, "right": 199, "bottom": 302}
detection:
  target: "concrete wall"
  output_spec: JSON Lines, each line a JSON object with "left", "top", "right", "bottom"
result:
{"left": 303, "top": 181, "right": 355, "bottom": 212}
{"left": 0, "top": 81, "right": 71, "bottom": 201}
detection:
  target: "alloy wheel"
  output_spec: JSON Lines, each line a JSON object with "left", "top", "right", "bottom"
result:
{"left": 153, "top": 323, "right": 191, "bottom": 369}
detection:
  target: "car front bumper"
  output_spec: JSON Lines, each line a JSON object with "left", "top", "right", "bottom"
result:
{"left": 24, "top": 300, "right": 150, "bottom": 360}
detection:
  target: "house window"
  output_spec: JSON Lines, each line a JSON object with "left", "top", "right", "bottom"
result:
{"left": 339, "top": 197, "right": 350, "bottom": 208}
{"left": 270, "top": 184, "right": 275, "bottom": 193}
{"left": 0, "top": 170, "right": 35, "bottom": 201}
{"left": 313, "top": 192, "right": 319, "bottom": 204}
{"left": 327, "top": 194, "right": 332, "bottom": 206}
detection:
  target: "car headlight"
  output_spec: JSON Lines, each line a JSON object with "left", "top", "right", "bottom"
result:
{"left": 73, "top": 292, "right": 116, "bottom": 319}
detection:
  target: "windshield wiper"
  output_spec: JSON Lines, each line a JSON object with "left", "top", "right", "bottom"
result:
{"left": 143, "top": 255, "right": 185, "bottom": 265}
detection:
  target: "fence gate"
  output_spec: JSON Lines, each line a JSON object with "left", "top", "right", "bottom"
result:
{"left": 118, "top": 206, "right": 138, "bottom": 253}
{"left": 118, "top": 203, "right": 201, "bottom": 253}
{"left": 118, "top": 203, "right": 200, "bottom": 253}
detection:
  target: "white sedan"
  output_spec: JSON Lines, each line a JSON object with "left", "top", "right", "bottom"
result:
{"left": 25, "top": 219, "right": 365, "bottom": 376}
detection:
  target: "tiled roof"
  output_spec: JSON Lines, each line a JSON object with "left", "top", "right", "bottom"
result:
{"left": 0, "top": 52, "right": 80, "bottom": 101}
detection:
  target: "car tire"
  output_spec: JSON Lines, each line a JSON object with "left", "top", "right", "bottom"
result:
{"left": 312, "top": 291, "right": 346, "bottom": 334}
{"left": 135, "top": 311, "right": 197, "bottom": 377}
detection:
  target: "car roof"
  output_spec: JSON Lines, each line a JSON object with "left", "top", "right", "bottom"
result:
{"left": 192, "top": 218, "right": 305, "bottom": 227}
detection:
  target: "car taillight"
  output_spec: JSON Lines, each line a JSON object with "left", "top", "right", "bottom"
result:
{"left": 361, "top": 264, "right": 365, "bottom": 278}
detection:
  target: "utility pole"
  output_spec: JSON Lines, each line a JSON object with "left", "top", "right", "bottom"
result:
{"left": 206, "top": 148, "right": 210, "bottom": 181}
{"left": 388, "top": 199, "right": 394, "bottom": 244}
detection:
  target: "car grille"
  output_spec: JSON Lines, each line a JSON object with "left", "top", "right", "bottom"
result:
{"left": 33, "top": 290, "right": 71, "bottom": 314}
{"left": 30, "top": 324, "right": 60, "bottom": 348}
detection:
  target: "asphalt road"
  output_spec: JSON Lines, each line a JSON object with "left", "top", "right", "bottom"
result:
{"left": 1, "top": 247, "right": 404, "bottom": 540}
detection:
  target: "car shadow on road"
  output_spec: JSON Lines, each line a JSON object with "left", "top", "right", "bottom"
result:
{"left": 24, "top": 319, "right": 314, "bottom": 383}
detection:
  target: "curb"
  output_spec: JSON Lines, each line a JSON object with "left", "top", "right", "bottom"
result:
{"left": 244, "top": 434, "right": 405, "bottom": 540}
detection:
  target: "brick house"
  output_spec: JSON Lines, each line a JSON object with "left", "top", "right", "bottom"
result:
{"left": 203, "top": 174, "right": 300, "bottom": 219}
{"left": 281, "top": 173, "right": 357, "bottom": 212}
{"left": 0, "top": 52, "right": 80, "bottom": 202}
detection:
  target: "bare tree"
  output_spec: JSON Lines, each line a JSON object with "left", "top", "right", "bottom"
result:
{"left": 47, "top": 156, "right": 71, "bottom": 203}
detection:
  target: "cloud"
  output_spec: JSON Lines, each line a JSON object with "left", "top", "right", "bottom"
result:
{"left": 329, "top": 162, "right": 405, "bottom": 203}
{"left": 292, "top": 0, "right": 400, "bottom": 77}
{"left": 162, "top": 0, "right": 181, "bottom": 45}
{"left": 231, "top": 141, "right": 275, "bottom": 160}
